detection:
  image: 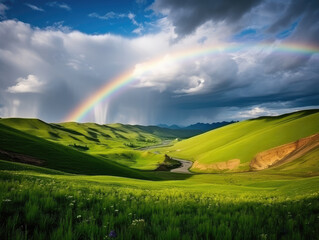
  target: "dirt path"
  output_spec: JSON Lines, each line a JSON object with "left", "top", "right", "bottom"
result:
{"left": 170, "top": 158, "right": 193, "bottom": 174}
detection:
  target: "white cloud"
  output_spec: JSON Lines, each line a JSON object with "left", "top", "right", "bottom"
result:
{"left": 0, "top": 3, "right": 8, "bottom": 19}
{"left": 132, "top": 26, "right": 143, "bottom": 34}
{"left": 7, "top": 75, "right": 44, "bottom": 93}
{"left": 89, "top": 11, "right": 144, "bottom": 34}
{"left": 238, "top": 107, "right": 273, "bottom": 118}
{"left": 45, "top": 21, "right": 72, "bottom": 32}
{"left": 25, "top": 3, "right": 44, "bottom": 12}
{"left": 47, "top": 2, "right": 71, "bottom": 11}
{"left": 128, "top": 13, "right": 137, "bottom": 25}
{"left": 88, "top": 12, "right": 120, "bottom": 20}
{"left": 174, "top": 77, "right": 205, "bottom": 94}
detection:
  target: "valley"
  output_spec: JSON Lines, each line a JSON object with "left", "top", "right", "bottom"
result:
{"left": 0, "top": 109, "right": 318, "bottom": 239}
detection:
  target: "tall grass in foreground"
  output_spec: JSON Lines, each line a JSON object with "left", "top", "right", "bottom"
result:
{"left": 0, "top": 171, "right": 318, "bottom": 240}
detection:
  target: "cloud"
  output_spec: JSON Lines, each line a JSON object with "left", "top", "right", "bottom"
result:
{"left": 47, "top": 2, "right": 71, "bottom": 11}
{"left": 151, "top": 0, "right": 263, "bottom": 38}
{"left": 268, "top": 0, "right": 319, "bottom": 47}
{"left": 128, "top": 13, "right": 137, "bottom": 24}
{"left": 45, "top": 21, "right": 72, "bottom": 32}
{"left": 88, "top": 12, "right": 123, "bottom": 20}
{"left": 7, "top": 75, "right": 44, "bottom": 93}
{"left": 238, "top": 106, "right": 274, "bottom": 118}
{"left": 0, "top": 19, "right": 318, "bottom": 125}
{"left": 128, "top": 13, "right": 144, "bottom": 34}
{"left": 269, "top": 0, "right": 316, "bottom": 33}
{"left": 0, "top": 3, "right": 8, "bottom": 19}
{"left": 89, "top": 11, "right": 144, "bottom": 34}
{"left": 134, "top": 53, "right": 238, "bottom": 95}
{"left": 174, "top": 77, "right": 205, "bottom": 94}
{"left": 25, "top": 3, "right": 44, "bottom": 12}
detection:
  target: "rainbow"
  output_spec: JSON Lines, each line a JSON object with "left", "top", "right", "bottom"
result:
{"left": 64, "top": 42, "right": 319, "bottom": 122}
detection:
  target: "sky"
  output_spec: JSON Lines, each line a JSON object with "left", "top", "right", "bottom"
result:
{"left": 0, "top": 0, "right": 318, "bottom": 125}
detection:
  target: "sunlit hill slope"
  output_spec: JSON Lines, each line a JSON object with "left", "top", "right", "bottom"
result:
{"left": 164, "top": 110, "right": 319, "bottom": 173}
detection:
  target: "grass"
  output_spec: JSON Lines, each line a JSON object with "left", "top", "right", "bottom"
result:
{"left": 97, "top": 149, "right": 164, "bottom": 170}
{"left": 0, "top": 160, "right": 318, "bottom": 240}
{"left": 161, "top": 110, "right": 319, "bottom": 172}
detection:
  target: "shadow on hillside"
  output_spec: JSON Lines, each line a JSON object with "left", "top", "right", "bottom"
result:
{"left": 141, "top": 170, "right": 193, "bottom": 181}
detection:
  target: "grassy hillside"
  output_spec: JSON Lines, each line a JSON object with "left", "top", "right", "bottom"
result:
{"left": 1, "top": 160, "right": 318, "bottom": 239}
{"left": 0, "top": 119, "right": 200, "bottom": 150}
{"left": 163, "top": 110, "right": 319, "bottom": 172}
{"left": 0, "top": 118, "right": 201, "bottom": 170}
{"left": 0, "top": 119, "right": 161, "bottom": 151}
{"left": 0, "top": 123, "right": 151, "bottom": 179}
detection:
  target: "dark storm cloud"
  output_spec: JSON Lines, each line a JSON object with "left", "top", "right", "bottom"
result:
{"left": 151, "top": 0, "right": 263, "bottom": 38}
{"left": 262, "top": 54, "right": 311, "bottom": 73}
{"left": 267, "top": 0, "right": 319, "bottom": 61}
{"left": 269, "top": 0, "right": 319, "bottom": 34}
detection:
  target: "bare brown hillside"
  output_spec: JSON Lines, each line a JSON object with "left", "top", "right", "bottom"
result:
{"left": 250, "top": 133, "right": 319, "bottom": 170}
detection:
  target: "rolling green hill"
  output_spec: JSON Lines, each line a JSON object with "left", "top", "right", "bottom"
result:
{"left": 163, "top": 109, "right": 319, "bottom": 173}
{"left": 0, "top": 118, "right": 202, "bottom": 170}
{"left": 0, "top": 123, "right": 151, "bottom": 179}
{"left": 0, "top": 119, "right": 200, "bottom": 149}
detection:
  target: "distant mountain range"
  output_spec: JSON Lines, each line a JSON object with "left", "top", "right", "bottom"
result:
{"left": 157, "top": 121, "right": 237, "bottom": 132}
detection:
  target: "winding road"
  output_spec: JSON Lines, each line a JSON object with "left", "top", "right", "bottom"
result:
{"left": 137, "top": 140, "right": 193, "bottom": 174}
{"left": 170, "top": 158, "right": 193, "bottom": 174}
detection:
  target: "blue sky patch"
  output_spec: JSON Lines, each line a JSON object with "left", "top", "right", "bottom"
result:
{"left": 3, "top": 0, "right": 155, "bottom": 36}
{"left": 231, "top": 28, "right": 263, "bottom": 42}
{"left": 276, "top": 20, "right": 299, "bottom": 39}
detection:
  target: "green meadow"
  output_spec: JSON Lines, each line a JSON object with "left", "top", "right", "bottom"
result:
{"left": 0, "top": 110, "right": 319, "bottom": 239}
{"left": 1, "top": 161, "right": 319, "bottom": 240}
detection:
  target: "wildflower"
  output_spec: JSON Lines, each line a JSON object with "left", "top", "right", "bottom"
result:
{"left": 260, "top": 233, "right": 267, "bottom": 240}
{"left": 3, "top": 199, "right": 11, "bottom": 202}
{"left": 109, "top": 230, "right": 117, "bottom": 238}
{"left": 131, "top": 219, "right": 145, "bottom": 226}
{"left": 77, "top": 215, "right": 81, "bottom": 218}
